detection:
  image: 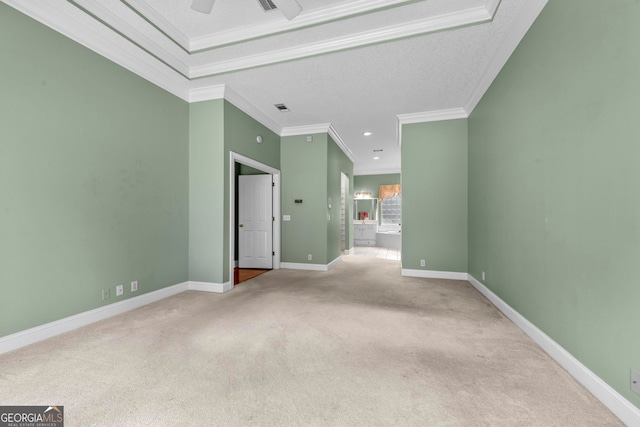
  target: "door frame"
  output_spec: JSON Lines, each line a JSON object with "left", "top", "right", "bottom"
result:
{"left": 229, "top": 152, "right": 280, "bottom": 284}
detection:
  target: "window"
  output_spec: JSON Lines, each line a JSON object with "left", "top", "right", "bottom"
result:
{"left": 380, "top": 194, "right": 401, "bottom": 225}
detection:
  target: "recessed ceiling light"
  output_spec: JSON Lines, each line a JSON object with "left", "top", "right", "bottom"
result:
{"left": 373, "top": 156, "right": 380, "bottom": 160}
{"left": 275, "top": 103, "right": 290, "bottom": 112}
{"left": 363, "top": 131, "right": 373, "bottom": 136}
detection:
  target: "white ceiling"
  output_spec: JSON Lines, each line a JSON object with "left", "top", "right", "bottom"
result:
{"left": 4, "top": 0, "right": 548, "bottom": 174}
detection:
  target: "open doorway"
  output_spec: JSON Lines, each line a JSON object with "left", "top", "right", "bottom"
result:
{"left": 230, "top": 152, "right": 281, "bottom": 286}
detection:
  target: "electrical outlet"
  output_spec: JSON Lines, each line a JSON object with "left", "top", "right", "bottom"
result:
{"left": 632, "top": 369, "right": 640, "bottom": 396}
{"left": 482, "top": 271, "right": 486, "bottom": 281}
{"left": 308, "top": 254, "right": 312, "bottom": 261}
{"left": 420, "top": 259, "right": 425, "bottom": 267}
{"left": 102, "top": 288, "right": 110, "bottom": 301}
{"left": 116, "top": 284, "right": 124, "bottom": 296}
{"left": 131, "top": 280, "right": 138, "bottom": 292}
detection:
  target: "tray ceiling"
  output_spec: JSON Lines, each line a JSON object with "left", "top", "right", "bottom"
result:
{"left": 3, "top": 0, "right": 548, "bottom": 174}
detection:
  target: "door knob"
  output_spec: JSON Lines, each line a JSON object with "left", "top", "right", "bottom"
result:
{"left": 239, "top": 224, "right": 244, "bottom": 227}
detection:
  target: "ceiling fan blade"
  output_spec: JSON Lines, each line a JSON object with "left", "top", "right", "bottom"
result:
{"left": 191, "top": 0, "right": 216, "bottom": 14}
{"left": 272, "top": 0, "right": 302, "bottom": 20}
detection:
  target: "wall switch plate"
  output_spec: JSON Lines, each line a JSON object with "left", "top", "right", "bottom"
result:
{"left": 102, "top": 288, "right": 110, "bottom": 300}
{"left": 482, "top": 271, "right": 486, "bottom": 281}
{"left": 632, "top": 369, "right": 640, "bottom": 396}
{"left": 308, "top": 254, "right": 312, "bottom": 261}
{"left": 420, "top": 259, "right": 426, "bottom": 267}
{"left": 116, "top": 285, "right": 124, "bottom": 296}
{"left": 283, "top": 215, "right": 291, "bottom": 221}
{"left": 131, "top": 280, "right": 138, "bottom": 292}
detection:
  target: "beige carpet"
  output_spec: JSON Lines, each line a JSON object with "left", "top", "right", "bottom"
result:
{"left": 0, "top": 256, "right": 621, "bottom": 426}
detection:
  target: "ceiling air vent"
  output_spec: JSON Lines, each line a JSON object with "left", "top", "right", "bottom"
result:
{"left": 257, "top": 0, "right": 277, "bottom": 12}
{"left": 275, "top": 103, "right": 290, "bottom": 112}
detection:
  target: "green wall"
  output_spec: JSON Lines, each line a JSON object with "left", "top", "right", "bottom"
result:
{"left": 327, "top": 136, "right": 354, "bottom": 260}
{"left": 401, "top": 120, "right": 468, "bottom": 273}
{"left": 353, "top": 173, "right": 401, "bottom": 199}
{"left": 224, "top": 101, "right": 280, "bottom": 282}
{"left": 468, "top": 0, "right": 640, "bottom": 407}
{"left": 281, "top": 134, "right": 329, "bottom": 265}
{"left": 280, "top": 134, "right": 353, "bottom": 265}
{"left": 0, "top": 3, "right": 189, "bottom": 337}
{"left": 188, "top": 100, "right": 224, "bottom": 283}
{"left": 189, "top": 100, "right": 280, "bottom": 285}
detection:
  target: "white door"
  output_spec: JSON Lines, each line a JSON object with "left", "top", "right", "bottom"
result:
{"left": 239, "top": 174, "right": 273, "bottom": 269}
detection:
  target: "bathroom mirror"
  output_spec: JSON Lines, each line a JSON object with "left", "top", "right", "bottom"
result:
{"left": 353, "top": 198, "right": 377, "bottom": 221}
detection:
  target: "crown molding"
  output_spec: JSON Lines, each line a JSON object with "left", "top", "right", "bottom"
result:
{"left": 189, "top": 0, "right": 411, "bottom": 52}
{"left": 328, "top": 125, "right": 356, "bottom": 164}
{"left": 396, "top": 108, "right": 469, "bottom": 147}
{"left": 397, "top": 108, "right": 469, "bottom": 125}
{"left": 224, "top": 87, "right": 282, "bottom": 136}
{"left": 126, "top": 0, "right": 412, "bottom": 53}
{"left": 187, "top": 84, "right": 281, "bottom": 134}
{"left": 189, "top": 4, "right": 495, "bottom": 78}
{"left": 464, "top": 0, "right": 548, "bottom": 114}
{"left": 280, "top": 124, "right": 356, "bottom": 164}
{"left": 280, "top": 123, "right": 332, "bottom": 137}
{"left": 353, "top": 167, "right": 402, "bottom": 176}
{"left": 122, "top": 0, "right": 191, "bottom": 52}
{"left": 9, "top": 0, "right": 511, "bottom": 100}
{"left": 70, "top": 0, "right": 190, "bottom": 77}
{"left": 188, "top": 84, "right": 226, "bottom": 103}
{"left": 3, "top": 0, "right": 190, "bottom": 101}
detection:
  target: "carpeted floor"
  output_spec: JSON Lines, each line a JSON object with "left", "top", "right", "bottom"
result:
{"left": 0, "top": 256, "right": 622, "bottom": 426}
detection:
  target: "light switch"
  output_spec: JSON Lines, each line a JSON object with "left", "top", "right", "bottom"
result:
{"left": 283, "top": 215, "right": 291, "bottom": 221}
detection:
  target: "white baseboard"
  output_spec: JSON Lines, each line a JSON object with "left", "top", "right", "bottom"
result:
{"left": 467, "top": 275, "right": 640, "bottom": 426}
{"left": 188, "top": 281, "right": 233, "bottom": 293}
{"left": 0, "top": 282, "right": 189, "bottom": 355}
{"left": 327, "top": 256, "right": 342, "bottom": 270}
{"left": 281, "top": 256, "right": 342, "bottom": 272}
{"left": 345, "top": 247, "right": 355, "bottom": 255}
{"left": 402, "top": 268, "right": 468, "bottom": 280}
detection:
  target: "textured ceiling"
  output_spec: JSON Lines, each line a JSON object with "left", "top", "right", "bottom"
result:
{"left": 3, "top": 0, "right": 548, "bottom": 174}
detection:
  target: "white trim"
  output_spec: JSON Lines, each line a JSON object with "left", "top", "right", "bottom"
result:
{"left": 280, "top": 124, "right": 356, "bottom": 164}
{"left": 71, "top": 0, "right": 190, "bottom": 76}
{"left": 280, "top": 123, "right": 332, "bottom": 137}
{"left": 401, "top": 269, "right": 468, "bottom": 281}
{"left": 122, "top": 0, "right": 191, "bottom": 50}
{"left": 230, "top": 152, "right": 282, "bottom": 291}
{"left": 189, "top": 6, "right": 495, "bottom": 78}
{"left": 2, "top": 0, "right": 190, "bottom": 102}
{"left": 223, "top": 87, "right": 282, "bottom": 135}
{"left": 187, "top": 281, "right": 233, "bottom": 293}
{"left": 281, "top": 256, "right": 342, "bottom": 271}
{"left": 484, "top": 0, "right": 502, "bottom": 19}
{"left": 353, "top": 167, "right": 402, "bottom": 176}
{"left": 328, "top": 125, "right": 356, "bottom": 164}
{"left": 464, "top": 0, "right": 549, "bottom": 114}
{"left": 188, "top": 84, "right": 226, "bottom": 103}
{"left": 345, "top": 247, "right": 355, "bottom": 255}
{"left": 327, "top": 256, "right": 343, "bottom": 271}
{"left": 0, "top": 282, "right": 189, "bottom": 355}
{"left": 189, "top": 0, "right": 412, "bottom": 52}
{"left": 397, "top": 108, "right": 469, "bottom": 125}
{"left": 467, "top": 275, "right": 640, "bottom": 426}
{"left": 188, "top": 85, "right": 282, "bottom": 135}
{"left": 396, "top": 108, "right": 469, "bottom": 147}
